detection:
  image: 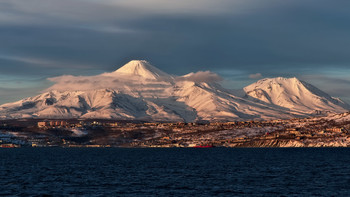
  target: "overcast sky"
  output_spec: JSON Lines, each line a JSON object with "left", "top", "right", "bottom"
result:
{"left": 1, "top": 0, "right": 350, "bottom": 104}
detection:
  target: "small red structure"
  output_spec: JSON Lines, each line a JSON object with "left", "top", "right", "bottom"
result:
{"left": 193, "top": 145, "right": 214, "bottom": 148}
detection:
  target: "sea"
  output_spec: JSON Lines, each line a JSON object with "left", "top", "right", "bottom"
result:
{"left": 1, "top": 148, "right": 350, "bottom": 196}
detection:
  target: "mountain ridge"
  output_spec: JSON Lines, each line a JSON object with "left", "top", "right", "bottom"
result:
{"left": 0, "top": 60, "right": 348, "bottom": 121}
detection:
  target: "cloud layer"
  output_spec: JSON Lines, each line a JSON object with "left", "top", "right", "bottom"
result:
{"left": 249, "top": 73, "right": 262, "bottom": 79}
{"left": 2, "top": 0, "right": 350, "bottom": 76}
{"left": 176, "top": 71, "right": 222, "bottom": 83}
{"left": 47, "top": 74, "right": 144, "bottom": 92}
{"left": 46, "top": 68, "right": 224, "bottom": 93}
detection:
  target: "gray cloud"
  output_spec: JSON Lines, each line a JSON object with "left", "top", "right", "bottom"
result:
{"left": 176, "top": 71, "right": 222, "bottom": 83}
{"left": 249, "top": 73, "right": 262, "bottom": 79}
{"left": 2, "top": 0, "right": 350, "bottom": 75}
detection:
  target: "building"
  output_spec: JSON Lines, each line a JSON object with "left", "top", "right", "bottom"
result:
{"left": 38, "top": 122, "right": 49, "bottom": 128}
{"left": 38, "top": 120, "right": 68, "bottom": 128}
{"left": 326, "top": 128, "right": 343, "bottom": 133}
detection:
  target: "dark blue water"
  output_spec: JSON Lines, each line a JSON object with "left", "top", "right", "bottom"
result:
{"left": 1, "top": 148, "right": 350, "bottom": 196}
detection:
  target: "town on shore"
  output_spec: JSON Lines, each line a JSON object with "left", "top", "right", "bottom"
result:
{"left": 1, "top": 114, "right": 350, "bottom": 148}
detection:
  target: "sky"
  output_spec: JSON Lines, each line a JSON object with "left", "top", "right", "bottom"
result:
{"left": 1, "top": 0, "right": 350, "bottom": 104}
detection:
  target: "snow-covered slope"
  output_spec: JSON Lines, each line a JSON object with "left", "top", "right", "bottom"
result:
{"left": 0, "top": 61, "right": 348, "bottom": 121}
{"left": 0, "top": 89, "right": 195, "bottom": 122}
{"left": 172, "top": 81, "right": 295, "bottom": 121}
{"left": 244, "top": 77, "right": 349, "bottom": 115}
{"left": 103, "top": 60, "right": 172, "bottom": 80}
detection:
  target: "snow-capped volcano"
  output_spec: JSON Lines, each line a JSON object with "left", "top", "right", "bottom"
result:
{"left": 0, "top": 61, "right": 348, "bottom": 121}
{"left": 104, "top": 60, "right": 172, "bottom": 80}
{"left": 244, "top": 77, "right": 349, "bottom": 115}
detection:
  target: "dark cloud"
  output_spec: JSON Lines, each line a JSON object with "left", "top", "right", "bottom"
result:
{"left": 1, "top": 0, "right": 350, "bottom": 74}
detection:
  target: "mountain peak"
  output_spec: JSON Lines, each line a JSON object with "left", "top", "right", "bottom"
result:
{"left": 245, "top": 77, "right": 315, "bottom": 96}
{"left": 244, "top": 76, "right": 349, "bottom": 113}
{"left": 256, "top": 77, "right": 299, "bottom": 84}
{"left": 113, "top": 60, "right": 171, "bottom": 80}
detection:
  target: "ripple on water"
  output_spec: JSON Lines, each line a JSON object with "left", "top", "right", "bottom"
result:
{"left": 1, "top": 148, "right": 350, "bottom": 196}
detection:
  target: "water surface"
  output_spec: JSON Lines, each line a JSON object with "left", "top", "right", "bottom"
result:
{"left": 1, "top": 148, "right": 350, "bottom": 196}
